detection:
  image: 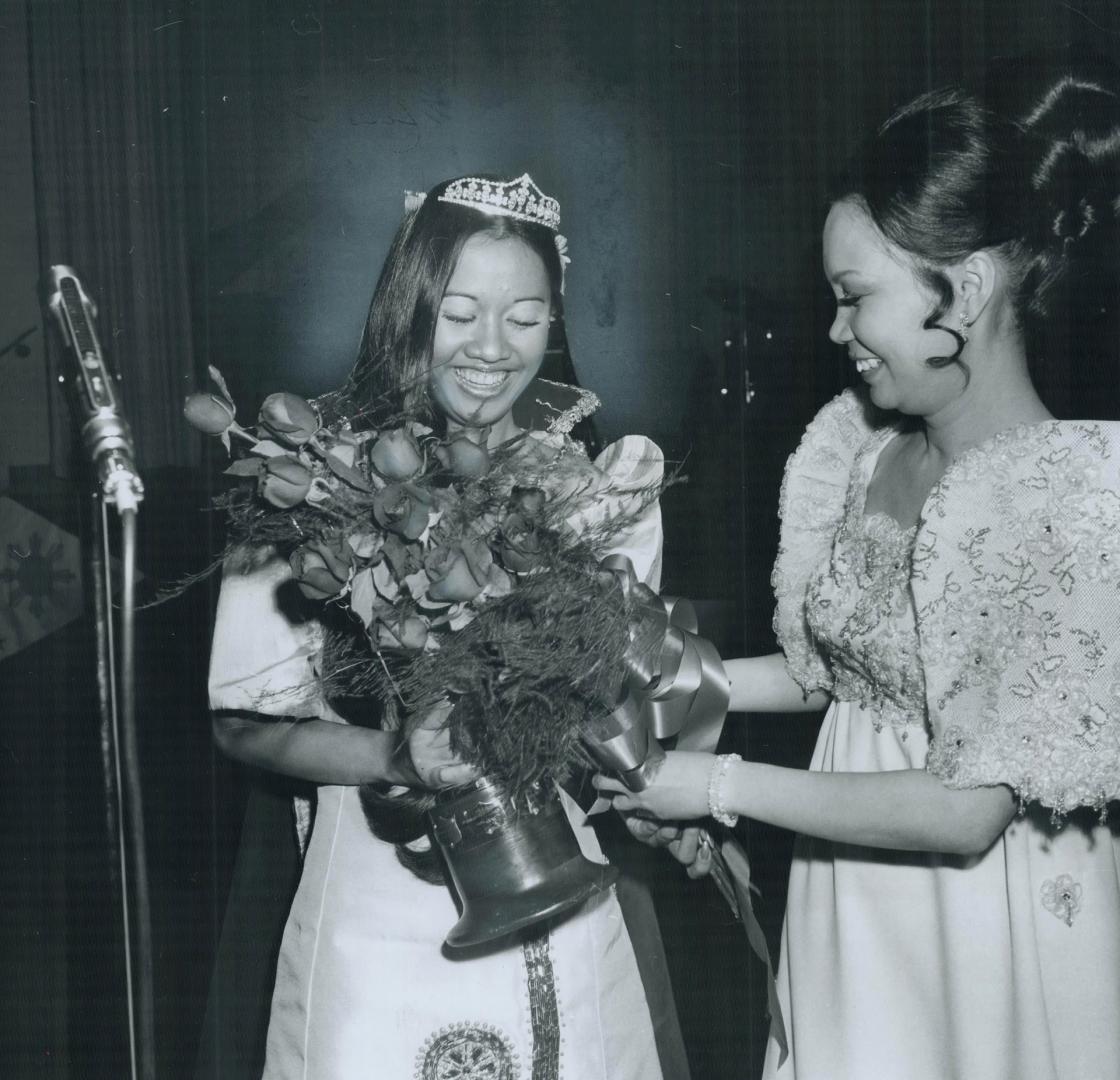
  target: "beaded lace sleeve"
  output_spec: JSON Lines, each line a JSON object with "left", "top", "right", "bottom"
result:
{"left": 771, "top": 390, "right": 882, "bottom": 694}
{"left": 915, "top": 420, "right": 1120, "bottom": 816}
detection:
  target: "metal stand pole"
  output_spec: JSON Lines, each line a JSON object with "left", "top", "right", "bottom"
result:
{"left": 91, "top": 493, "right": 155, "bottom": 1080}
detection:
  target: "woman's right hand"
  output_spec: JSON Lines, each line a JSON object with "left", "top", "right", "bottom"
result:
{"left": 593, "top": 750, "right": 714, "bottom": 820}
{"left": 406, "top": 702, "right": 481, "bottom": 790}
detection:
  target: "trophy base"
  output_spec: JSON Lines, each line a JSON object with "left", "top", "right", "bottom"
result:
{"left": 446, "top": 855, "right": 618, "bottom": 948}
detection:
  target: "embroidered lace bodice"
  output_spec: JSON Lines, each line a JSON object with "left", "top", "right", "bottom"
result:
{"left": 774, "top": 390, "right": 1120, "bottom": 813}
{"left": 804, "top": 434, "right": 927, "bottom": 731}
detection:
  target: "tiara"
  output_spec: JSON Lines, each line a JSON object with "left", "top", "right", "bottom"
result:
{"left": 438, "top": 173, "right": 561, "bottom": 231}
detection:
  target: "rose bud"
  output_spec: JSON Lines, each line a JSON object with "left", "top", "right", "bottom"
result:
{"left": 372, "top": 614, "right": 430, "bottom": 651}
{"left": 434, "top": 430, "right": 491, "bottom": 479}
{"left": 497, "top": 513, "right": 545, "bottom": 573}
{"left": 510, "top": 485, "right": 546, "bottom": 517}
{"left": 424, "top": 539, "right": 493, "bottom": 603}
{"left": 258, "top": 455, "right": 313, "bottom": 508}
{"left": 369, "top": 427, "right": 424, "bottom": 481}
{"left": 258, "top": 392, "right": 320, "bottom": 447}
{"left": 183, "top": 392, "right": 236, "bottom": 435}
{"left": 371, "top": 483, "right": 430, "bottom": 540}
{"left": 289, "top": 537, "right": 352, "bottom": 600}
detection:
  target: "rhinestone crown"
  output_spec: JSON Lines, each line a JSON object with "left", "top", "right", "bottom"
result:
{"left": 438, "top": 173, "right": 561, "bottom": 231}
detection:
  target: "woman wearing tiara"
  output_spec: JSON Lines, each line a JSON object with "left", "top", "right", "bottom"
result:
{"left": 598, "top": 64, "right": 1120, "bottom": 1080}
{"left": 205, "top": 173, "right": 685, "bottom": 1080}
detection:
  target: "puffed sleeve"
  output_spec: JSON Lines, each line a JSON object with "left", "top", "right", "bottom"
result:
{"left": 207, "top": 555, "right": 326, "bottom": 718}
{"left": 916, "top": 420, "right": 1120, "bottom": 815}
{"left": 771, "top": 389, "right": 882, "bottom": 694}
{"left": 591, "top": 435, "right": 664, "bottom": 590}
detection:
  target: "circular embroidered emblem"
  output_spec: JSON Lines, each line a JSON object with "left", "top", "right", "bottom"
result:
{"left": 415, "top": 1023, "right": 519, "bottom": 1080}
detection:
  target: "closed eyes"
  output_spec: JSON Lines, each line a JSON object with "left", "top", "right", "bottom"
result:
{"left": 440, "top": 312, "right": 542, "bottom": 329}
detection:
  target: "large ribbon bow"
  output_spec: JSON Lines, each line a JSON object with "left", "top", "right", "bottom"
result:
{"left": 584, "top": 554, "right": 730, "bottom": 783}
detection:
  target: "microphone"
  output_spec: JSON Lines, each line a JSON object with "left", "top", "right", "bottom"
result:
{"left": 48, "top": 266, "right": 144, "bottom": 511}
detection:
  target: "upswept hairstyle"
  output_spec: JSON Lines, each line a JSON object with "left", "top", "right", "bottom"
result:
{"left": 829, "top": 60, "right": 1120, "bottom": 371}
{"left": 328, "top": 175, "right": 565, "bottom": 429}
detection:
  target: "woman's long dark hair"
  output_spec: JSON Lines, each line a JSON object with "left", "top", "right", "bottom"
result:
{"left": 325, "top": 176, "right": 568, "bottom": 882}
{"left": 322, "top": 176, "right": 565, "bottom": 431}
{"left": 828, "top": 56, "right": 1120, "bottom": 382}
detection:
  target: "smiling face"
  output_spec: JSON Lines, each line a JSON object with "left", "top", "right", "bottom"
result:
{"left": 823, "top": 199, "right": 966, "bottom": 417}
{"left": 428, "top": 233, "right": 551, "bottom": 445}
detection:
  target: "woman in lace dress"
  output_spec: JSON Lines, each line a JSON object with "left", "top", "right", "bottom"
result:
{"left": 207, "top": 174, "right": 686, "bottom": 1080}
{"left": 597, "top": 72, "right": 1120, "bottom": 1079}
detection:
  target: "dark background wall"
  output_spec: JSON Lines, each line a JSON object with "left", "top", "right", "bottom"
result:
{"left": 3, "top": 1, "right": 1120, "bottom": 1077}
{"left": 0, "top": 1, "right": 49, "bottom": 481}
{"left": 194, "top": 2, "right": 747, "bottom": 446}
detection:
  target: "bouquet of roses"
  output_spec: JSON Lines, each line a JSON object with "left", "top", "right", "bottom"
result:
{"left": 185, "top": 368, "right": 771, "bottom": 965}
{"left": 185, "top": 367, "right": 657, "bottom": 798}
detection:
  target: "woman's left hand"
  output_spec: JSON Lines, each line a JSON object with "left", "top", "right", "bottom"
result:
{"left": 593, "top": 750, "right": 715, "bottom": 821}
{"left": 623, "top": 817, "right": 716, "bottom": 880}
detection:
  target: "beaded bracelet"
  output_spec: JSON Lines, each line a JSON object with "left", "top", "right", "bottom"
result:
{"left": 707, "top": 753, "right": 742, "bottom": 828}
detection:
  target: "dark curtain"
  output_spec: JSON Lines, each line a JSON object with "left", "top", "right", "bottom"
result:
{"left": 27, "top": 0, "right": 199, "bottom": 471}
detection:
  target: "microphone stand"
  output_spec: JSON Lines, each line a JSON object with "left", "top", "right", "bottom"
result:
{"left": 48, "top": 269, "right": 154, "bottom": 1080}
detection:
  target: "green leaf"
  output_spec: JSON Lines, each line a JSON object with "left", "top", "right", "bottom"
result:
{"left": 324, "top": 452, "right": 372, "bottom": 492}
{"left": 224, "top": 458, "right": 264, "bottom": 477}
{"left": 208, "top": 365, "right": 234, "bottom": 403}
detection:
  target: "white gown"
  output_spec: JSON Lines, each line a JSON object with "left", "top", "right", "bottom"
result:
{"left": 208, "top": 435, "right": 667, "bottom": 1080}
{"left": 764, "top": 394, "right": 1120, "bottom": 1080}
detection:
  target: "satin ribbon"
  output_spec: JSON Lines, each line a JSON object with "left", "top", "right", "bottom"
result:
{"left": 584, "top": 554, "right": 789, "bottom": 1066}
{"left": 721, "top": 834, "right": 788, "bottom": 1064}
{"left": 584, "top": 554, "right": 730, "bottom": 786}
